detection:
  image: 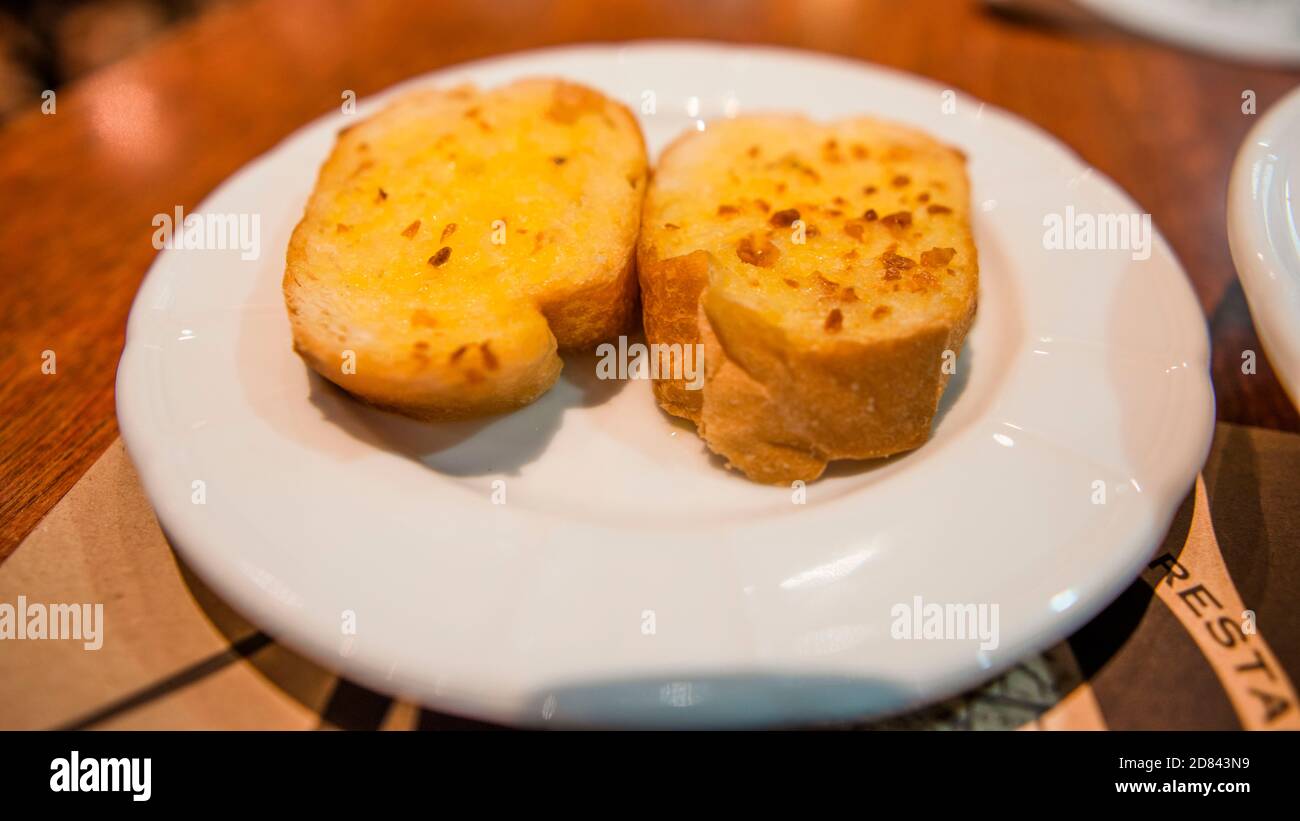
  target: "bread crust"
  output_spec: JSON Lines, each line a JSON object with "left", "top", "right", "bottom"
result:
{"left": 284, "top": 79, "right": 647, "bottom": 420}
{"left": 638, "top": 115, "right": 978, "bottom": 483}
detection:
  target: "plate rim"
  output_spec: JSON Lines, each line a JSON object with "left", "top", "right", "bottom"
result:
{"left": 1073, "top": 0, "right": 1300, "bottom": 67}
{"left": 1228, "top": 82, "right": 1300, "bottom": 411}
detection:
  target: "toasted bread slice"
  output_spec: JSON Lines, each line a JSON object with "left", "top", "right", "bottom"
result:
{"left": 639, "top": 115, "right": 978, "bottom": 483}
{"left": 284, "top": 79, "right": 647, "bottom": 419}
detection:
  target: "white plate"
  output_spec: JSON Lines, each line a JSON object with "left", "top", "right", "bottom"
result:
{"left": 1074, "top": 0, "right": 1300, "bottom": 66}
{"left": 116, "top": 42, "right": 1213, "bottom": 728}
{"left": 1229, "top": 84, "right": 1300, "bottom": 411}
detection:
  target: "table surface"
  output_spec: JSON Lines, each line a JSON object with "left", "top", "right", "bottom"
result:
{"left": 1, "top": 0, "right": 1298, "bottom": 562}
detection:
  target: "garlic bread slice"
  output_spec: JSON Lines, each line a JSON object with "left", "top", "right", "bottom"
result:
{"left": 285, "top": 79, "right": 647, "bottom": 419}
{"left": 639, "top": 115, "right": 978, "bottom": 483}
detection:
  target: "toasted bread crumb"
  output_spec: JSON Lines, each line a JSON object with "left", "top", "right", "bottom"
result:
{"left": 881, "top": 211, "right": 912, "bottom": 230}
{"left": 737, "top": 234, "right": 780, "bottom": 267}
{"left": 480, "top": 342, "right": 499, "bottom": 371}
{"left": 920, "top": 247, "right": 956, "bottom": 267}
{"left": 769, "top": 208, "right": 800, "bottom": 227}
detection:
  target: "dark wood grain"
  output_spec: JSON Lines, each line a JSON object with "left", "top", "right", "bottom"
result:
{"left": 1, "top": 0, "right": 1297, "bottom": 561}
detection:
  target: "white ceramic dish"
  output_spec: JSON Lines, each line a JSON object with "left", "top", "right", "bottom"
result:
{"left": 1074, "top": 0, "right": 1300, "bottom": 67}
{"left": 116, "top": 42, "right": 1213, "bottom": 728}
{"left": 1229, "top": 84, "right": 1300, "bottom": 411}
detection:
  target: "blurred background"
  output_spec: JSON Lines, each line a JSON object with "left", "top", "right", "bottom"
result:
{"left": 5, "top": 0, "right": 1297, "bottom": 125}
{"left": 0, "top": 0, "right": 237, "bottom": 121}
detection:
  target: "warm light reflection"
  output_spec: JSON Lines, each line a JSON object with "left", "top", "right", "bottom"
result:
{"left": 87, "top": 80, "right": 168, "bottom": 164}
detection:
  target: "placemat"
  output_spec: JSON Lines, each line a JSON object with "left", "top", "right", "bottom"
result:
{"left": 1, "top": 422, "right": 1296, "bottom": 730}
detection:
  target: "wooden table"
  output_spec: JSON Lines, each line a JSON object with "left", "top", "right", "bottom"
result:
{"left": 1, "top": 0, "right": 1298, "bottom": 562}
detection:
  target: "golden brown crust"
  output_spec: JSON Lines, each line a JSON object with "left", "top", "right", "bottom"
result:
{"left": 635, "top": 249, "right": 709, "bottom": 419}
{"left": 538, "top": 249, "right": 642, "bottom": 353}
{"left": 639, "top": 115, "right": 978, "bottom": 483}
